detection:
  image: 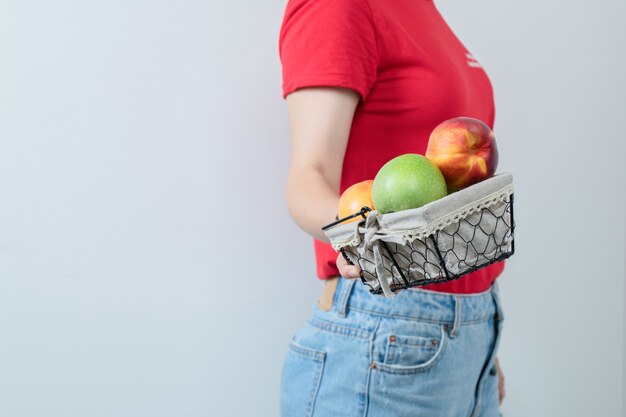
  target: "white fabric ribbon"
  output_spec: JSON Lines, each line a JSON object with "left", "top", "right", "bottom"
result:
{"left": 357, "top": 211, "right": 396, "bottom": 299}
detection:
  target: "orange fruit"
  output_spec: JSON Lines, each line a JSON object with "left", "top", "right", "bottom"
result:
{"left": 338, "top": 180, "right": 375, "bottom": 223}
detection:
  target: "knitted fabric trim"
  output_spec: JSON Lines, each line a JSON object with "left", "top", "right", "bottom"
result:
{"left": 331, "top": 183, "right": 514, "bottom": 250}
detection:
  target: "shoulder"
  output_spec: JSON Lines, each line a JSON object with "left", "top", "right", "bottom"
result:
{"left": 279, "top": 0, "right": 377, "bottom": 47}
{"left": 280, "top": 0, "right": 375, "bottom": 28}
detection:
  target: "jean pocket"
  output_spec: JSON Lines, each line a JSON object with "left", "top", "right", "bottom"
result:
{"left": 280, "top": 338, "right": 326, "bottom": 417}
{"left": 373, "top": 323, "right": 446, "bottom": 374}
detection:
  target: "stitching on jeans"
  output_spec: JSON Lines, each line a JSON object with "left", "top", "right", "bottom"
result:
{"left": 288, "top": 339, "right": 326, "bottom": 362}
{"left": 469, "top": 308, "right": 503, "bottom": 417}
{"left": 371, "top": 324, "right": 447, "bottom": 374}
{"left": 363, "top": 316, "right": 381, "bottom": 417}
{"left": 347, "top": 306, "right": 492, "bottom": 325}
{"left": 337, "top": 278, "right": 356, "bottom": 317}
{"left": 406, "top": 286, "right": 495, "bottom": 297}
{"left": 450, "top": 296, "right": 463, "bottom": 338}
{"left": 307, "top": 316, "right": 370, "bottom": 339}
{"left": 304, "top": 348, "right": 325, "bottom": 417}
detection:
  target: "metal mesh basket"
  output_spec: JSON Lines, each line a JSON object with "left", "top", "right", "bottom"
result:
{"left": 322, "top": 173, "right": 515, "bottom": 298}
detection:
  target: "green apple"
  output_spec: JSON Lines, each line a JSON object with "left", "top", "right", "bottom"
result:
{"left": 372, "top": 154, "right": 448, "bottom": 214}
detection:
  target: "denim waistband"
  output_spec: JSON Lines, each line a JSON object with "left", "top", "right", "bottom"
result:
{"left": 333, "top": 276, "right": 504, "bottom": 327}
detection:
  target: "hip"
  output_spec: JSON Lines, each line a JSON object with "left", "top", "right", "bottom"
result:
{"left": 281, "top": 277, "right": 505, "bottom": 416}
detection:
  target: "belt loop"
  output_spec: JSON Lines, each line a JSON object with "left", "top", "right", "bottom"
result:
{"left": 448, "top": 295, "right": 462, "bottom": 338}
{"left": 491, "top": 282, "right": 505, "bottom": 322}
{"left": 336, "top": 278, "right": 356, "bottom": 318}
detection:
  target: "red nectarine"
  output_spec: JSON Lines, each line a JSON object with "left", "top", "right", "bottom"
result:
{"left": 425, "top": 117, "right": 499, "bottom": 191}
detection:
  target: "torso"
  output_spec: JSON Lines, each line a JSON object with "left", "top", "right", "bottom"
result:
{"left": 315, "top": 0, "right": 504, "bottom": 293}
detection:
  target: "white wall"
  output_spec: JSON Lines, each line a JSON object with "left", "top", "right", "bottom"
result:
{"left": 435, "top": 1, "right": 626, "bottom": 416}
{"left": 0, "top": 1, "right": 623, "bottom": 416}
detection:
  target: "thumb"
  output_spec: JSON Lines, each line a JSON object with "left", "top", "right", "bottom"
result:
{"left": 337, "top": 252, "right": 361, "bottom": 279}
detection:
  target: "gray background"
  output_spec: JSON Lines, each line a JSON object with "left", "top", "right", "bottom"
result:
{"left": 0, "top": 0, "right": 624, "bottom": 416}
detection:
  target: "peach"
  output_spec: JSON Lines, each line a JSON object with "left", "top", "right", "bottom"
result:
{"left": 338, "top": 180, "right": 375, "bottom": 223}
{"left": 425, "top": 117, "right": 499, "bottom": 191}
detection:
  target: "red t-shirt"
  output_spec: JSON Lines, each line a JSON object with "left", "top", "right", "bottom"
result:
{"left": 278, "top": 0, "right": 505, "bottom": 293}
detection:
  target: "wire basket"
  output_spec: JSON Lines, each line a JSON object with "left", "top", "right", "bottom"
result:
{"left": 322, "top": 173, "right": 515, "bottom": 298}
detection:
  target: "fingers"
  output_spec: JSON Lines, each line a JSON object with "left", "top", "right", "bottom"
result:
{"left": 336, "top": 252, "right": 361, "bottom": 279}
{"left": 496, "top": 358, "right": 505, "bottom": 405}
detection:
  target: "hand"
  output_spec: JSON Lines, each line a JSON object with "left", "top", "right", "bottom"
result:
{"left": 336, "top": 252, "right": 361, "bottom": 279}
{"left": 496, "top": 357, "right": 505, "bottom": 405}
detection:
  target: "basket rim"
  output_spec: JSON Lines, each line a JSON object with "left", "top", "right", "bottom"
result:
{"left": 323, "top": 172, "right": 514, "bottom": 250}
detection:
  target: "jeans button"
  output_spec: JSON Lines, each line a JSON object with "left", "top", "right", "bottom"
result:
{"left": 489, "top": 365, "right": 497, "bottom": 376}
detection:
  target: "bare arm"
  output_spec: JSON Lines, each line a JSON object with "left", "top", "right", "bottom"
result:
{"left": 284, "top": 86, "right": 360, "bottom": 242}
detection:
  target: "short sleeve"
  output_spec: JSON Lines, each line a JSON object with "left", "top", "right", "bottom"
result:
{"left": 278, "top": 0, "right": 379, "bottom": 102}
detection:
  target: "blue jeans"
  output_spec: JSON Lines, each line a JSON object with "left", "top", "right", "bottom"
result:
{"left": 280, "top": 276, "right": 504, "bottom": 417}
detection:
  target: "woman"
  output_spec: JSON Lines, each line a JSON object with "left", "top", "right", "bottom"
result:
{"left": 278, "top": 0, "right": 506, "bottom": 415}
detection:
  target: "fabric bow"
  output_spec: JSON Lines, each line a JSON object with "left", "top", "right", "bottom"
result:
{"left": 356, "top": 211, "right": 397, "bottom": 299}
